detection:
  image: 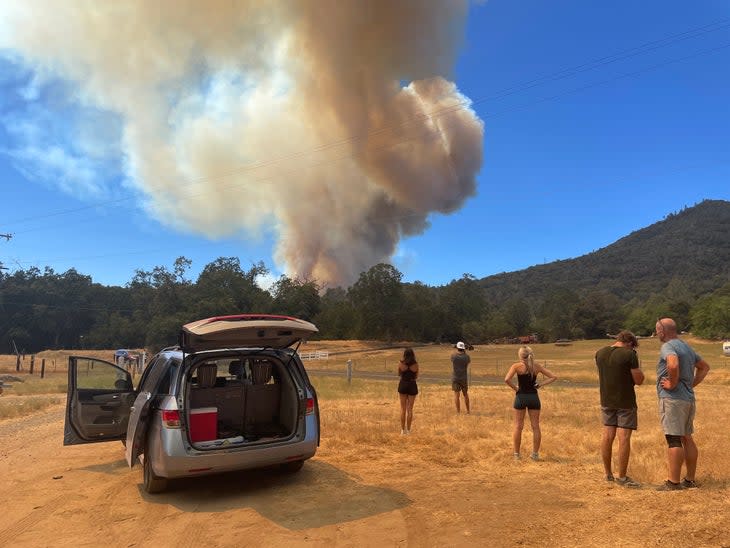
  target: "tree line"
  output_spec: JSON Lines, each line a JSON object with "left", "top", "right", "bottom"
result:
{"left": 2, "top": 256, "right": 729, "bottom": 355}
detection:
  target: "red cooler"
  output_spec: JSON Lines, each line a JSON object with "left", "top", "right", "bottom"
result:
{"left": 189, "top": 407, "right": 218, "bottom": 442}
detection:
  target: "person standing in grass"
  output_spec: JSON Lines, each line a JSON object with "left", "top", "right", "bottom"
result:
{"left": 595, "top": 330, "right": 644, "bottom": 488}
{"left": 504, "top": 346, "right": 557, "bottom": 461}
{"left": 654, "top": 318, "right": 710, "bottom": 491}
{"left": 451, "top": 342, "right": 471, "bottom": 414}
{"left": 397, "top": 347, "right": 419, "bottom": 435}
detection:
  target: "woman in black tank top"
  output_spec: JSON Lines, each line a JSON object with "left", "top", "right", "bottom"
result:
{"left": 504, "top": 346, "right": 557, "bottom": 460}
{"left": 397, "top": 347, "right": 419, "bottom": 435}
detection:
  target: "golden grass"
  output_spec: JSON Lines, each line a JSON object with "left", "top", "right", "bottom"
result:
{"left": 0, "top": 395, "right": 62, "bottom": 419}
{"left": 1, "top": 337, "right": 728, "bottom": 485}
{"left": 304, "top": 337, "right": 730, "bottom": 385}
{"left": 315, "top": 377, "right": 729, "bottom": 487}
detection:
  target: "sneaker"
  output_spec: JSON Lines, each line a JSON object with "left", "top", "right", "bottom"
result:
{"left": 615, "top": 476, "right": 641, "bottom": 488}
{"left": 656, "top": 480, "right": 684, "bottom": 491}
{"left": 513, "top": 453, "right": 521, "bottom": 461}
{"left": 400, "top": 429, "right": 407, "bottom": 435}
{"left": 606, "top": 475, "right": 615, "bottom": 482}
{"left": 681, "top": 478, "right": 698, "bottom": 489}
{"left": 530, "top": 452, "right": 540, "bottom": 461}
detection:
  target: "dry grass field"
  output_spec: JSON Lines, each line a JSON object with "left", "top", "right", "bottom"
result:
{"left": 1, "top": 338, "right": 729, "bottom": 546}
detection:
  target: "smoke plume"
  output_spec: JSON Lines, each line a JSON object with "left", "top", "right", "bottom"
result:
{"left": 0, "top": 1, "right": 483, "bottom": 286}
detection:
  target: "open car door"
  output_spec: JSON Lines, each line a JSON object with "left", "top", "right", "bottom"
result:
{"left": 63, "top": 356, "right": 135, "bottom": 445}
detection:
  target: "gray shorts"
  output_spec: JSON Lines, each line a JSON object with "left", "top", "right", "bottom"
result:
{"left": 452, "top": 381, "right": 468, "bottom": 393}
{"left": 658, "top": 398, "right": 695, "bottom": 436}
{"left": 601, "top": 407, "right": 638, "bottom": 430}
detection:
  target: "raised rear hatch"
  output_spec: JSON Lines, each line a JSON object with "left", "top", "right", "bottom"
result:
{"left": 180, "top": 314, "right": 318, "bottom": 352}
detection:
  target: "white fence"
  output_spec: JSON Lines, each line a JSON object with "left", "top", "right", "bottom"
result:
{"left": 298, "top": 350, "right": 329, "bottom": 361}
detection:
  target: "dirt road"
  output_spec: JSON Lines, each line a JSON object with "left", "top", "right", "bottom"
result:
{"left": 1, "top": 400, "right": 729, "bottom": 547}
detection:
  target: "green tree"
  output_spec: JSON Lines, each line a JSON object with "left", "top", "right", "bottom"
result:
{"left": 348, "top": 263, "right": 404, "bottom": 340}
{"left": 435, "top": 274, "right": 487, "bottom": 343}
{"left": 313, "top": 287, "right": 355, "bottom": 339}
{"left": 270, "top": 276, "right": 321, "bottom": 320}
{"left": 535, "top": 288, "right": 580, "bottom": 341}
{"left": 690, "top": 284, "right": 730, "bottom": 339}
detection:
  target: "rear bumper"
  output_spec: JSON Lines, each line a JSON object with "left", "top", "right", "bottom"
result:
{"left": 148, "top": 416, "right": 318, "bottom": 479}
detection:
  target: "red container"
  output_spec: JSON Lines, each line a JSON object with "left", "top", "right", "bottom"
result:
{"left": 189, "top": 407, "right": 217, "bottom": 442}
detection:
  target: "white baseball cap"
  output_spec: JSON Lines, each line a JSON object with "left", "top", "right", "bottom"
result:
{"left": 456, "top": 342, "right": 466, "bottom": 350}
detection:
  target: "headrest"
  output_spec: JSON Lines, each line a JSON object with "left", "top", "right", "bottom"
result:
{"left": 228, "top": 360, "right": 243, "bottom": 376}
{"left": 196, "top": 363, "right": 218, "bottom": 388}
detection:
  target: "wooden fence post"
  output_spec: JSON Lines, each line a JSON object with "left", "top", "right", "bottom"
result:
{"left": 41, "top": 359, "right": 46, "bottom": 379}
{"left": 346, "top": 360, "right": 353, "bottom": 384}
{"left": 16, "top": 354, "right": 21, "bottom": 372}
{"left": 30, "top": 355, "right": 35, "bottom": 375}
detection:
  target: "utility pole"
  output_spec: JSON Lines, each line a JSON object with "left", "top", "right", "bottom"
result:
{"left": 0, "top": 233, "right": 11, "bottom": 271}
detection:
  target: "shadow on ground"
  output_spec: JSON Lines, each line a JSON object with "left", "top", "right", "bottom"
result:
{"left": 137, "top": 459, "right": 410, "bottom": 530}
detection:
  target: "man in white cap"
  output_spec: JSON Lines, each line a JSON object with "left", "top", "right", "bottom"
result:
{"left": 451, "top": 342, "right": 471, "bottom": 413}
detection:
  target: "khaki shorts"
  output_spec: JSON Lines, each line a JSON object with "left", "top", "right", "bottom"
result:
{"left": 601, "top": 407, "right": 638, "bottom": 430}
{"left": 452, "top": 381, "right": 468, "bottom": 393}
{"left": 659, "top": 398, "right": 695, "bottom": 436}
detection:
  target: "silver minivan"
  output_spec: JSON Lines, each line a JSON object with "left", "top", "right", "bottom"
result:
{"left": 64, "top": 314, "right": 321, "bottom": 493}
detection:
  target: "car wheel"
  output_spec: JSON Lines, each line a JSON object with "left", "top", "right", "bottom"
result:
{"left": 142, "top": 450, "right": 167, "bottom": 494}
{"left": 280, "top": 460, "right": 304, "bottom": 473}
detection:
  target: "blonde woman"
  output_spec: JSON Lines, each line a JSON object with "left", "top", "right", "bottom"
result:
{"left": 504, "top": 346, "right": 557, "bottom": 460}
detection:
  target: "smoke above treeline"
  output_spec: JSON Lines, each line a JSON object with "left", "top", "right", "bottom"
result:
{"left": 0, "top": 1, "right": 483, "bottom": 287}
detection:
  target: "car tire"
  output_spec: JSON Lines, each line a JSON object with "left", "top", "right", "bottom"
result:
{"left": 280, "top": 460, "right": 304, "bottom": 473}
{"left": 142, "top": 449, "right": 167, "bottom": 494}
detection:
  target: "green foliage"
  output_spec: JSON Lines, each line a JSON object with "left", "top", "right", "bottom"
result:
{"left": 348, "top": 263, "right": 404, "bottom": 341}
{"left": 2, "top": 200, "right": 730, "bottom": 350}
{"left": 690, "top": 285, "right": 730, "bottom": 339}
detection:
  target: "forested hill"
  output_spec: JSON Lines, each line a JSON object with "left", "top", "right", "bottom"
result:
{"left": 478, "top": 199, "right": 730, "bottom": 304}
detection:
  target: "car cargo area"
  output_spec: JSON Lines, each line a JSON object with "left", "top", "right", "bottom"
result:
{"left": 186, "top": 356, "right": 300, "bottom": 447}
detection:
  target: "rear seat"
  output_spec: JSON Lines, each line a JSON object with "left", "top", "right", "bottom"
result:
{"left": 190, "top": 363, "right": 246, "bottom": 437}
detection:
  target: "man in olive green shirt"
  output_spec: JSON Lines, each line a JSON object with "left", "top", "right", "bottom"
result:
{"left": 596, "top": 330, "right": 644, "bottom": 487}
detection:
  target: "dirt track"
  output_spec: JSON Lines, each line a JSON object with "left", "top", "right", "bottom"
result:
{"left": 1, "top": 401, "right": 729, "bottom": 547}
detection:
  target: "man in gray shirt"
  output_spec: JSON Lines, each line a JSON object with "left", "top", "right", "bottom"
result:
{"left": 451, "top": 342, "right": 471, "bottom": 414}
{"left": 654, "top": 318, "right": 710, "bottom": 491}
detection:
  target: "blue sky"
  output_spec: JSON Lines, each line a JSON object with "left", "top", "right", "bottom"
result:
{"left": 1, "top": 1, "right": 729, "bottom": 289}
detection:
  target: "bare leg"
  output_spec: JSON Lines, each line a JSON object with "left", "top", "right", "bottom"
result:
{"left": 601, "top": 426, "right": 617, "bottom": 477}
{"left": 399, "top": 393, "right": 408, "bottom": 431}
{"left": 667, "top": 447, "right": 684, "bottom": 484}
{"left": 682, "top": 435, "right": 698, "bottom": 481}
{"left": 406, "top": 395, "right": 416, "bottom": 431}
{"left": 454, "top": 391, "right": 460, "bottom": 413}
{"left": 616, "top": 428, "right": 633, "bottom": 478}
{"left": 513, "top": 408, "right": 526, "bottom": 455}
{"left": 463, "top": 391, "right": 470, "bottom": 414}
{"left": 527, "top": 409, "right": 541, "bottom": 454}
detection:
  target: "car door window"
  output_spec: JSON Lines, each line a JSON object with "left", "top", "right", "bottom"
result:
{"left": 74, "top": 358, "right": 132, "bottom": 391}
{"left": 138, "top": 356, "right": 178, "bottom": 395}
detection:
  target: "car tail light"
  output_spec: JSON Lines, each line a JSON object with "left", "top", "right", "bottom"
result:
{"left": 161, "top": 409, "right": 181, "bottom": 428}
{"left": 305, "top": 398, "right": 314, "bottom": 415}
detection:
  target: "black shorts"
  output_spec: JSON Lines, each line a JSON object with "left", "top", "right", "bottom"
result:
{"left": 398, "top": 381, "right": 418, "bottom": 396}
{"left": 514, "top": 393, "right": 541, "bottom": 410}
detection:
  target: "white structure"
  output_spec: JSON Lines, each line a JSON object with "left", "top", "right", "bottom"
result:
{"left": 723, "top": 341, "right": 730, "bottom": 357}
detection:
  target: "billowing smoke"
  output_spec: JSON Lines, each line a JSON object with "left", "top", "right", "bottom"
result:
{"left": 0, "top": 1, "right": 483, "bottom": 286}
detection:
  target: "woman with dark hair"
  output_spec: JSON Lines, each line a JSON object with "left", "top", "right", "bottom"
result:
{"left": 397, "top": 347, "right": 419, "bottom": 435}
{"left": 504, "top": 346, "right": 557, "bottom": 460}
